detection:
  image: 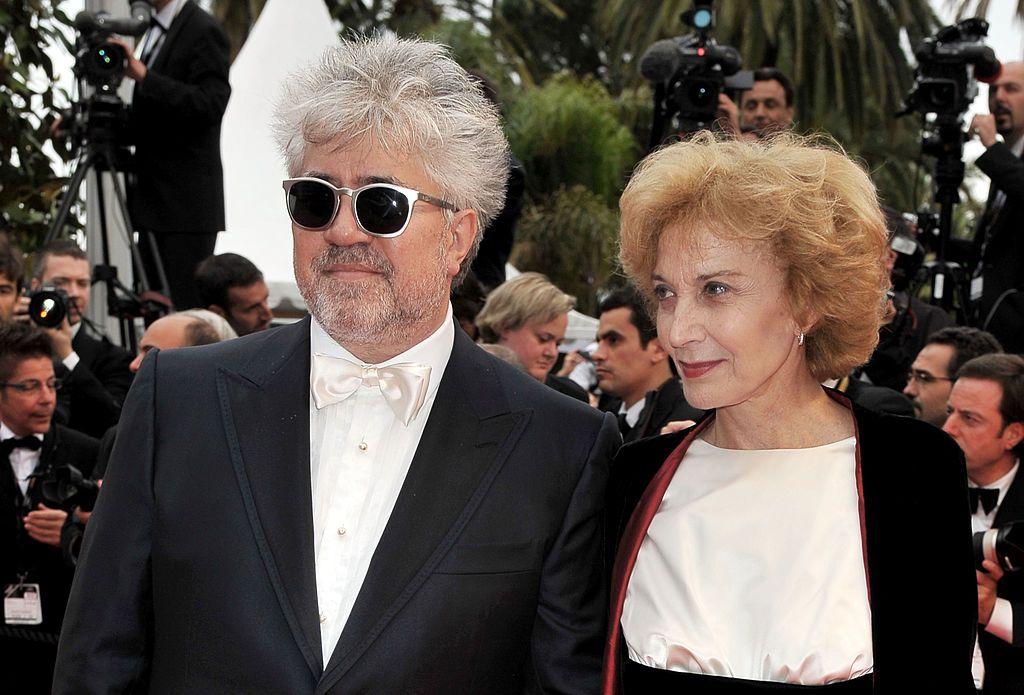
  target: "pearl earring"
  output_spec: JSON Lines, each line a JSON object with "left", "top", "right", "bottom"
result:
{"left": 797, "top": 332, "right": 805, "bottom": 346}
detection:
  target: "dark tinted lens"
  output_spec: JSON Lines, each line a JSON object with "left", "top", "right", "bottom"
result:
{"left": 287, "top": 180, "right": 337, "bottom": 229}
{"left": 355, "top": 186, "right": 410, "bottom": 235}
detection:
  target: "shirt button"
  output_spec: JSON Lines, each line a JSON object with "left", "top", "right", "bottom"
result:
{"left": 358, "top": 442, "right": 368, "bottom": 451}
{"left": 319, "top": 613, "right": 326, "bottom": 624}
{"left": 337, "top": 526, "right": 347, "bottom": 536}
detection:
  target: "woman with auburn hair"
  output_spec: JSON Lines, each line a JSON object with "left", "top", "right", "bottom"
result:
{"left": 603, "top": 133, "right": 976, "bottom": 694}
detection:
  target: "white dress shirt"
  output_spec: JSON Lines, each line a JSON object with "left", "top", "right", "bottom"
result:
{"left": 623, "top": 437, "right": 874, "bottom": 685}
{"left": 135, "top": 0, "right": 185, "bottom": 66}
{"left": 970, "top": 461, "right": 1018, "bottom": 688}
{"left": 618, "top": 397, "right": 646, "bottom": 429}
{"left": 2, "top": 423, "right": 44, "bottom": 497}
{"left": 309, "top": 305, "right": 454, "bottom": 665}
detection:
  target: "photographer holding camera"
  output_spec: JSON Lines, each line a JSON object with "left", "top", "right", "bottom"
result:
{"left": 717, "top": 67, "right": 796, "bottom": 140}
{"left": 106, "top": 0, "right": 231, "bottom": 311}
{"left": 0, "top": 322, "right": 99, "bottom": 693}
{"left": 968, "top": 61, "right": 1024, "bottom": 353}
{"left": 943, "top": 353, "right": 1024, "bottom": 694}
{"left": 18, "top": 241, "right": 134, "bottom": 438}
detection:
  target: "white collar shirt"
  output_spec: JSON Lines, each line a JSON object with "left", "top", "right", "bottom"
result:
{"left": 1, "top": 423, "right": 44, "bottom": 497}
{"left": 309, "top": 305, "right": 454, "bottom": 666}
{"left": 618, "top": 397, "right": 647, "bottom": 429}
{"left": 135, "top": 0, "right": 185, "bottom": 66}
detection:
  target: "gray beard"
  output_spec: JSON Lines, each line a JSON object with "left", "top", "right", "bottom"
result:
{"left": 297, "top": 242, "right": 449, "bottom": 348}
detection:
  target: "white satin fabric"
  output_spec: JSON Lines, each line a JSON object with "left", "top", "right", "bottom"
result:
{"left": 311, "top": 355, "right": 431, "bottom": 426}
{"left": 622, "top": 437, "right": 874, "bottom": 685}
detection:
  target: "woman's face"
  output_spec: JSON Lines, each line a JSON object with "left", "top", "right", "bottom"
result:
{"left": 499, "top": 313, "right": 569, "bottom": 382}
{"left": 651, "top": 222, "right": 806, "bottom": 410}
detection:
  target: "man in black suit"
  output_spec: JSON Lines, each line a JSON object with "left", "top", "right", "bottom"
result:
{"left": 594, "top": 287, "right": 702, "bottom": 441}
{"left": 115, "top": 0, "right": 231, "bottom": 310}
{"left": 0, "top": 323, "right": 99, "bottom": 693}
{"left": 55, "top": 35, "right": 618, "bottom": 693}
{"left": 968, "top": 61, "right": 1024, "bottom": 353}
{"left": 24, "top": 241, "right": 133, "bottom": 438}
{"left": 943, "top": 354, "right": 1024, "bottom": 694}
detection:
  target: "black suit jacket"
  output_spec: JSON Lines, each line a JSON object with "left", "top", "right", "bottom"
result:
{"left": 602, "top": 377, "right": 704, "bottom": 443}
{"left": 837, "top": 376, "right": 915, "bottom": 418}
{"left": 973, "top": 142, "right": 1024, "bottom": 353}
{"left": 127, "top": 0, "right": 231, "bottom": 233}
{"left": 54, "top": 318, "right": 619, "bottom": 693}
{"left": 604, "top": 397, "right": 976, "bottom": 693}
{"left": 0, "top": 425, "right": 99, "bottom": 644}
{"left": 54, "top": 328, "right": 134, "bottom": 438}
{"left": 979, "top": 468, "right": 1024, "bottom": 695}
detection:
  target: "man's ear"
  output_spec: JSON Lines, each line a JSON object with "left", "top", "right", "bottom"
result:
{"left": 647, "top": 337, "right": 670, "bottom": 365}
{"left": 1002, "top": 421, "right": 1024, "bottom": 453}
{"left": 446, "top": 210, "right": 478, "bottom": 279}
{"left": 207, "top": 305, "right": 227, "bottom": 319}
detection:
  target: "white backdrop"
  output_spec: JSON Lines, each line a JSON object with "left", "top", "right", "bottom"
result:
{"left": 216, "top": 0, "right": 338, "bottom": 307}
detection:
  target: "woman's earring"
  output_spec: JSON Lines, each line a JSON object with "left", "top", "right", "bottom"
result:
{"left": 797, "top": 332, "right": 805, "bottom": 347}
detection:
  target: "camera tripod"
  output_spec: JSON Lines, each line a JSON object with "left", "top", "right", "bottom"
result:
{"left": 910, "top": 117, "right": 974, "bottom": 324}
{"left": 44, "top": 130, "right": 170, "bottom": 353}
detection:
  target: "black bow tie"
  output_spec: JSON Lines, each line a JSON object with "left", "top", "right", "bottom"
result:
{"left": 970, "top": 487, "right": 1000, "bottom": 515}
{"left": 0, "top": 436, "right": 41, "bottom": 458}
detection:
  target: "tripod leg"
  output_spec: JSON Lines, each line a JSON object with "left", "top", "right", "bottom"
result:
{"left": 43, "top": 151, "right": 94, "bottom": 246}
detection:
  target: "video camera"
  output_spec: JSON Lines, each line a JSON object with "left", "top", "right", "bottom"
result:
{"left": 900, "top": 18, "right": 1001, "bottom": 119}
{"left": 64, "top": 1, "right": 152, "bottom": 149}
{"left": 640, "top": 0, "right": 753, "bottom": 143}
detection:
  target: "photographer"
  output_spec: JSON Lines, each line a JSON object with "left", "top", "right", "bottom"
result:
{"left": 718, "top": 67, "right": 795, "bottom": 139}
{"left": 0, "top": 322, "right": 98, "bottom": 692}
{"left": 109, "top": 0, "right": 230, "bottom": 311}
{"left": 21, "top": 241, "right": 133, "bottom": 438}
{"left": 968, "top": 61, "right": 1024, "bottom": 353}
{"left": 943, "top": 354, "right": 1024, "bottom": 694}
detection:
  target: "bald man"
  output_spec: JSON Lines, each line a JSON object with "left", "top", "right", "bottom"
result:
{"left": 968, "top": 61, "right": 1024, "bottom": 353}
{"left": 128, "top": 314, "right": 221, "bottom": 373}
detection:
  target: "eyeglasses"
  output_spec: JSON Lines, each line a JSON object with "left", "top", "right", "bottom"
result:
{"left": 906, "top": 369, "right": 954, "bottom": 385}
{"left": 0, "top": 377, "right": 62, "bottom": 394}
{"left": 282, "top": 177, "right": 458, "bottom": 237}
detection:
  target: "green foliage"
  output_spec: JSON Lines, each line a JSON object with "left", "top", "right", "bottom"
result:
{"left": 511, "top": 185, "right": 620, "bottom": 314}
{"left": 0, "top": 0, "right": 73, "bottom": 250}
{"left": 507, "top": 76, "right": 637, "bottom": 205}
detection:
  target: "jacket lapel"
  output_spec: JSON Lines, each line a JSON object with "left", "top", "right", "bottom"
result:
{"left": 216, "top": 319, "right": 322, "bottom": 678}
{"left": 148, "top": 0, "right": 195, "bottom": 74}
{"left": 316, "top": 328, "right": 530, "bottom": 692}
{"left": 993, "top": 464, "right": 1024, "bottom": 528}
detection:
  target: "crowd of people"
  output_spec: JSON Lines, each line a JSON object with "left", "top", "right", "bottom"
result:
{"left": 2, "top": 3, "right": 1024, "bottom": 692}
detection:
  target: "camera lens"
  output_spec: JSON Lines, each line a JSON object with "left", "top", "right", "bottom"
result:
{"left": 687, "top": 79, "right": 716, "bottom": 107}
{"left": 28, "top": 289, "right": 68, "bottom": 329}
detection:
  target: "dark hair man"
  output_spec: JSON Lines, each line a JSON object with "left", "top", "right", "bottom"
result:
{"left": 967, "top": 61, "right": 1024, "bottom": 353}
{"left": 594, "top": 287, "right": 702, "bottom": 441}
{"left": 0, "top": 322, "right": 98, "bottom": 691}
{"left": 108, "top": 0, "right": 231, "bottom": 311}
{"left": 24, "top": 241, "right": 133, "bottom": 438}
{"left": 943, "top": 353, "right": 1024, "bottom": 694}
{"left": 56, "top": 35, "right": 618, "bottom": 693}
{"left": 718, "top": 67, "right": 795, "bottom": 140}
{"left": 194, "top": 253, "right": 273, "bottom": 336}
{"left": 903, "top": 326, "right": 1003, "bottom": 427}
{"left": 0, "top": 236, "right": 24, "bottom": 322}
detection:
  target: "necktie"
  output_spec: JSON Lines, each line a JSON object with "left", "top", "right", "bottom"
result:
{"left": 0, "top": 436, "right": 41, "bottom": 459}
{"left": 310, "top": 353, "right": 431, "bottom": 427}
{"left": 140, "top": 21, "right": 166, "bottom": 65}
{"left": 616, "top": 412, "right": 632, "bottom": 437}
{"left": 970, "top": 487, "right": 1000, "bottom": 515}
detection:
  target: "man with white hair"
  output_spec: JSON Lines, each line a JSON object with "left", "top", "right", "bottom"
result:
{"left": 54, "top": 36, "right": 617, "bottom": 693}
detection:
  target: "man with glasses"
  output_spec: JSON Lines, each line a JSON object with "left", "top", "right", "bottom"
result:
{"left": 56, "top": 36, "right": 618, "bottom": 694}
{"left": 903, "top": 326, "right": 1003, "bottom": 427}
{"left": 0, "top": 322, "right": 98, "bottom": 692}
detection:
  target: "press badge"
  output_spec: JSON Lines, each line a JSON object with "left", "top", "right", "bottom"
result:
{"left": 4, "top": 582, "right": 42, "bottom": 625}
{"left": 971, "top": 276, "right": 984, "bottom": 301}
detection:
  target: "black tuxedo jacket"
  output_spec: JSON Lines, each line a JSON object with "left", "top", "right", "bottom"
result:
{"left": 980, "top": 468, "right": 1024, "bottom": 695}
{"left": 973, "top": 142, "right": 1024, "bottom": 352}
{"left": 603, "top": 396, "right": 977, "bottom": 694}
{"left": 127, "top": 0, "right": 231, "bottom": 233}
{"left": 54, "top": 318, "right": 619, "bottom": 693}
{"left": 54, "top": 328, "right": 134, "bottom": 438}
{"left": 602, "top": 378, "right": 704, "bottom": 443}
{"left": 0, "top": 425, "right": 99, "bottom": 643}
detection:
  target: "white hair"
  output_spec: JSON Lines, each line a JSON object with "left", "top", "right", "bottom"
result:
{"left": 272, "top": 35, "right": 510, "bottom": 280}
{"left": 177, "top": 309, "right": 238, "bottom": 342}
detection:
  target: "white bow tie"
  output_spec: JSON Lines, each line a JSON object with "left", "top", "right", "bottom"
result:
{"left": 310, "top": 353, "right": 432, "bottom": 427}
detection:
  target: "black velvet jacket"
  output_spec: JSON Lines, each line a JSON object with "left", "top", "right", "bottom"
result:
{"left": 603, "top": 393, "right": 977, "bottom": 694}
